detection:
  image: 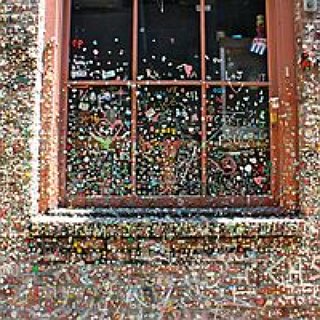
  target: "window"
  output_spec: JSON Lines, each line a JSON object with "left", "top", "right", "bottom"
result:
{"left": 39, "top": 0, "right": 299, "bottom": 211}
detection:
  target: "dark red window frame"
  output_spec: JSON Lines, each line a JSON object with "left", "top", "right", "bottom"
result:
{"left": 39, "top": 0, "right": 299, "bottom": 212}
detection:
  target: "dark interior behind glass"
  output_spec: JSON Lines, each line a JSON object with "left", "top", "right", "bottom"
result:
{"left": 70, "top": 0, "right": 132, "bottom": 80}
{"left": 138, "top": 0, "right": 200, "bottom": 80}
{"left": 206, "top": 0, "right": 267, "bottom": 81}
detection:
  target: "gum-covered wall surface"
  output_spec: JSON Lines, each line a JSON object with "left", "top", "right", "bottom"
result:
{"left": 0, "top": 0, "right": 319, "bottom": 318}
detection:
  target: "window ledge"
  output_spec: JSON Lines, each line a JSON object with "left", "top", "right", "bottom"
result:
{"left": 30, "top": 207, "right": 305, "bottom": 238}
{"left": 29, "top": 208, "right": 307, "bottom": 264}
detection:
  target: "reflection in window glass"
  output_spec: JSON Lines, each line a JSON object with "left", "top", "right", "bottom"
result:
{"left": 138, "top": 0, "right": 200, "bottom": 80}
{"left": 69, "top": 0, "right": 132, "bottom": 80}
{"left": 206, "top": 0, "right": 267, "bottom": 81}
{"left": 207, "top": 87, "right": 271, "bottom": 195}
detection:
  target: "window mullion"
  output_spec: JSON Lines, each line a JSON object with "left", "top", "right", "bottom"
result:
{"left": 131, "top": 0, "right": 139, "bottom": 195}
{"left": 200, "top": 0, "right": 207, "bottom": 196}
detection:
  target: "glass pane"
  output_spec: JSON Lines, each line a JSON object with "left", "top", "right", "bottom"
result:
{"left": 138, "top": 0, "right": 200, "bottom": 80}
{"left": 66, "top": 86, "right": 132, "bottom": 196}
{"left": 207, "top": 86, "right": 271, "bottom": 195}
{"left": 206, "top": 0, "right": 268, "bottom": 81}
{"left": 69, "top": 0, "right": 132, "bottom": 80}
{"left": 137, "top": 86, "right": 201, "bottom": 195}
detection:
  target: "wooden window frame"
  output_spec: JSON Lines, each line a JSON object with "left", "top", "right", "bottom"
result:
{"left": 39, "top": 0, "right": 299, "bottom": 213}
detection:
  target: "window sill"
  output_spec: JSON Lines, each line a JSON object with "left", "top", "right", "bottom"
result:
{"left": 29, "top": 208, "right": 306, "bottom": 264}
{"left": 30, "top": 207, "right": 304, "bottom": 238}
